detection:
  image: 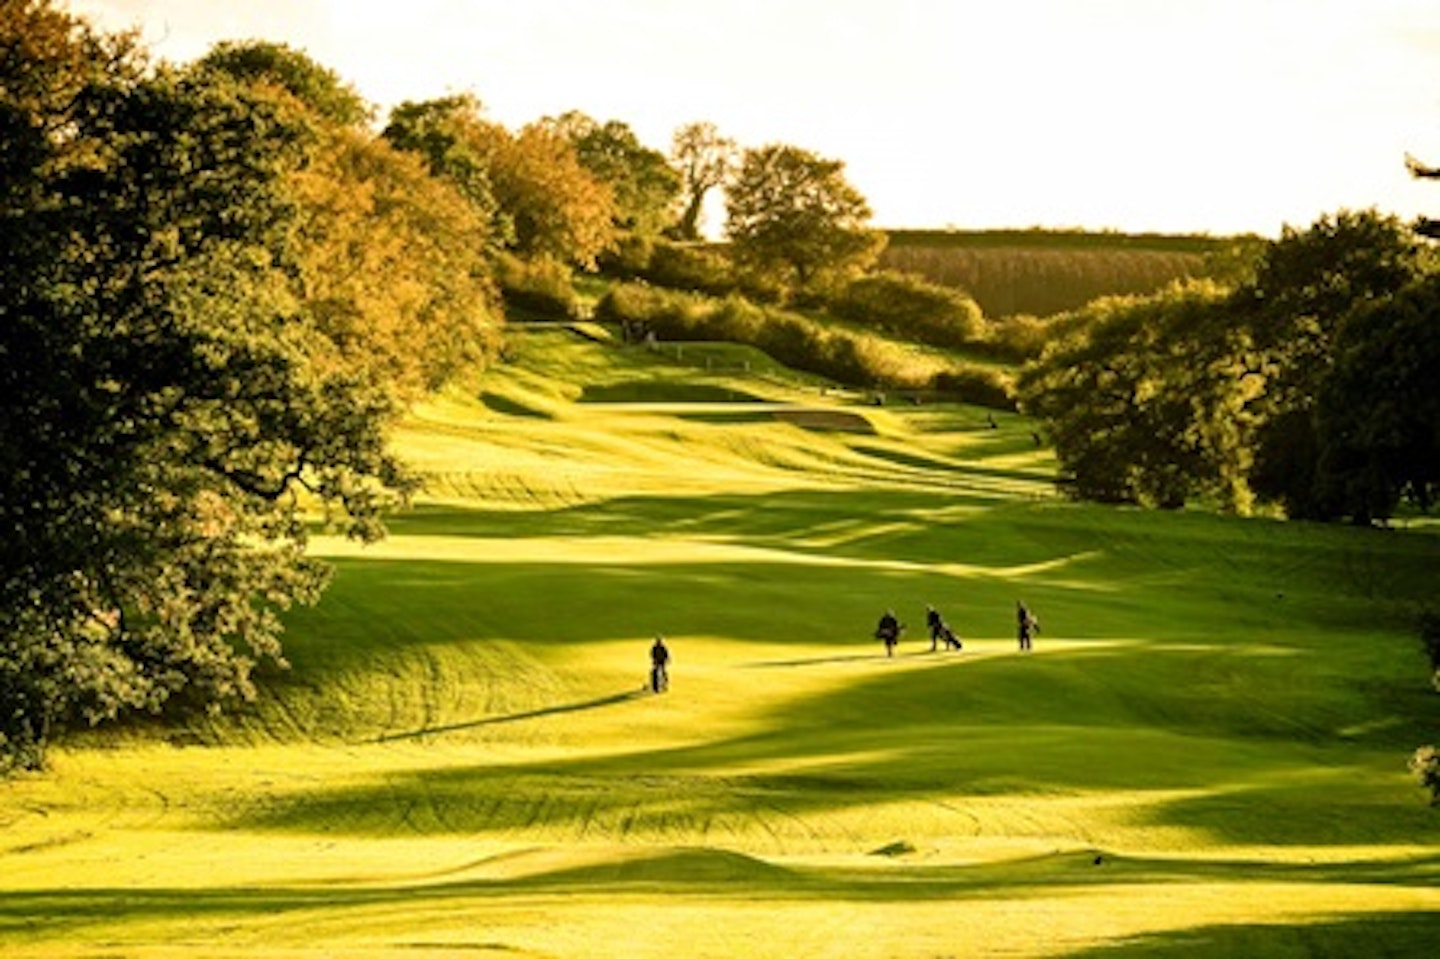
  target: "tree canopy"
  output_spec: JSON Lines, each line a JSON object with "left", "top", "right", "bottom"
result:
{"left": 1019, "top": 209, "right": 1437, "bottom": 522}
{"left": 0, "top": 1, "right": 502, "bottom": 769}
{"left": 724, "top": 143, "right": 885, "bottom": 291}
{"left": 547, "top": 111, "right": 681, "bottom": 239}
{"left": 195, "top": 39, "right": 372, "bottom": 126}
{"left": 382, "top": 94, "right": 511, "bottom": 250}
{"left": 386, "top": 97, "right": 618, "bottom": 268}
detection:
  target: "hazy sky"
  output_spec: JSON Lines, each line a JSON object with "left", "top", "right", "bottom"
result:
{"left": 69, "top": 0, "right": 1440, "bottom": 237}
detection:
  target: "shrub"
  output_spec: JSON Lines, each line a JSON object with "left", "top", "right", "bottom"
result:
{"left": 495, "top": 253, "right": 581, "bottom": 320}
{"left": 594, "top": 282, "right": 708, "bottom": 335}
{"left": 981, "top": 313, "right": 1051, "bottom": 362}
{"left": 596, "top": 283, "right": 1014, "bottom": 408}
{"left": 598, "top": 232, "right": 655, "bottom": 278}
{"left": 829, "top": 271, "right": 985, "bottom": 349}
{"left": 645, "top": 241, "right": 737, "bottom": 296}
{"left": 711, "top": 294, "right": 767, "bottom": 342}
{"left": 930, "top": 365, "right": 1017, "bottom": 410}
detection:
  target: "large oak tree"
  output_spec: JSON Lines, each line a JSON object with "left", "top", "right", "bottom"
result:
{"left": 0, "top": 2, "right": 418, "bottom": 769}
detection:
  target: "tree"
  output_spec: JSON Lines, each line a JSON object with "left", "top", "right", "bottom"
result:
{"left": 1, "top": 1, "right": 412, "bottom": 769}
{"left": 1018, "top": 210, "right": 1433, "bottom": 520}
{"left": 670, "top": 121, "right": 736, "bottom": 241}
{"left": 1018, "top": 282, "right": 1255, "bottom": 510}
{"left": 195, "top": 39, "right": 371, "bottom": 126}
{"left": 1239, "top": 210, "right": 1429, "bottom": 518}
{"left": 382, "top": 94, "right": 511, "bottom": 250}
{"left": 285, "top": 127, "right": 502, "bottom": 397}
{"left": 386, "top": 99, "right": 616, "bottom": 268}
{"left": 547, "top": 111, "right": 680, "bottom": 239}
{"left": 201, "top": 53, "right": 503, "bottom": 400}
{"left": 725, "top": 143, "right": 885, "bottom": 291}
{"left": 1313, "top": 273, "right": 1440, "bottom": 522}
{"left": 485, "top": 120, "right": 618, "bottom": 267}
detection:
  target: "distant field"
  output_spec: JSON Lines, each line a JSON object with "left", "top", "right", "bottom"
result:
{"left": 881, "top": 229, "right": 1243, "bottom": 318}
{"left": 3, "top": 328, "right": 1438, "bottom": 958}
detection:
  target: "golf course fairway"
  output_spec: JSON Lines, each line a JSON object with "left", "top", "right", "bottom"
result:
{"left": 3, "top": 329, "right": 1439, "bottom": 957}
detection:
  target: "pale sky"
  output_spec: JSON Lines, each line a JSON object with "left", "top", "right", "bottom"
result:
{"left": 68, "top": 0, "right": 1440, "bottom": 237}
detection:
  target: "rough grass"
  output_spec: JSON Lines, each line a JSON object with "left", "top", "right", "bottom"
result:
{"left": 3, "top": 328, "right": 1439, "bottom": 958}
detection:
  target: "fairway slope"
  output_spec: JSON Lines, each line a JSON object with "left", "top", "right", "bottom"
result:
{"left": 5, "top": 327, "right": 1439, "bottom": 958}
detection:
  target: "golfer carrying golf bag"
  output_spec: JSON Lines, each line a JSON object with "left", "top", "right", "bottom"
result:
{"left": 649, "top": 635, "right": 670, "bottom": 693}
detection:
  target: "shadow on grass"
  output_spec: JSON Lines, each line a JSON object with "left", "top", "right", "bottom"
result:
{"left": 217, "top": 696, "right": 1440, "bottom": 848}
{"left": 373, "top": 689, "right": 648, "bottom": 743}
{"left": 1061, "top": 911, "right": 1440, "bottom": 958}
{"left": 4, "top": 852, "right": 1439, "bottom": 946}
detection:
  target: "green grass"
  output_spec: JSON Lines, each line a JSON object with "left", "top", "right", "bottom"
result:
{"left": 3, "top": 327, "right": 1439, "bottom": 958}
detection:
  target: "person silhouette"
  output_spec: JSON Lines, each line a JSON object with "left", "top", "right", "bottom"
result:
{"left": 925, "top": 604, "right": 944, "bottom": 651}
{"left": 875, "top": 610, "right": 902, "bottom": 656}
{"left": 1016, "top": 601, "right": 1039, "bottom": 652}
{"left": 649, "top": 635, "right": 670, "bottom": 692}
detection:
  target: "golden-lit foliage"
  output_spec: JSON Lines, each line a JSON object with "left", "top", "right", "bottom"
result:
{"left": 472, "top": 119, "right": 619, "bottom": 268}
{"left": 2, "top": 0, "right": 419, "bottom": 769}
{"left": 289, "top": 127, "right": 501, "bottom": 398}
{"left": 546, "top": 110, "right": 681, "bottom": 238}
{"left": 198, "top": 46, "right": 504, "bottom": 400}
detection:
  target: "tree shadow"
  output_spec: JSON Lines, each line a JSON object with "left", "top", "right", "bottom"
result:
{"left": 223, "top": 641, "right": 1440, "bottom": 848}
{"left": 372, "top": 689, "right": 648, "bottom": 743}
{"left": 1061, "top": 910, "right": 1440, "bottom": 957}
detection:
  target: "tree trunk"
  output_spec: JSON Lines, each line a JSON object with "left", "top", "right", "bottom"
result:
{"left": 676, "top": 190, "right": 705, "bottom": 241}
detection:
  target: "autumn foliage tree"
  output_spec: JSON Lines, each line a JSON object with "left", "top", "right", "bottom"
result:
{"left": 548, "top": 111, "right": 680, "bottom": 239}
{"left": 485, "top": 120, "right": 618, "bottom": 268}
{"left": 199, "top": 43, "right": 502, "bottom": 400}
{"left": 1, "top": 3, "right": 493, "bottom": 769}
{"left": 385, "top": 97, "right": 616, "bottom": 269}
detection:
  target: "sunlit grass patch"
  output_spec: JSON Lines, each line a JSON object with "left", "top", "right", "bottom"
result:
{"left": 7, "top": 327, "right": 1440, "bottom": 958}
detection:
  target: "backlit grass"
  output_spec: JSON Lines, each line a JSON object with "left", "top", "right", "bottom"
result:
{"left": 3, "top": 329, "right": 1438, "bottom": 957}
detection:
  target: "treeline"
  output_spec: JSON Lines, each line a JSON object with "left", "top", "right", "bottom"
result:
{"left": 880, "top": 230, "right": 1258, "bottom": 319}
{"left": 1018, "top": 209, "right": 1440, "bottom": 525}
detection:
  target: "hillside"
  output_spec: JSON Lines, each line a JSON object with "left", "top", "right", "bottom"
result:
{"left": 3, "top": 327, "right": 1439, "bottom": 958}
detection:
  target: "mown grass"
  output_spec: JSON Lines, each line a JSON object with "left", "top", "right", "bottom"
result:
{"left": 3, "top": 328, "right": 1439, "bottom": 958}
